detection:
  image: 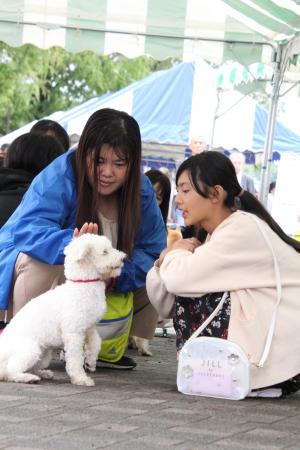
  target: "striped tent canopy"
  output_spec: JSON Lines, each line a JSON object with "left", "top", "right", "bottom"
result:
{"left": 1, "top": 0, "right": 299, "bottom": 205}
{"left": 0, "top": 0, "right": 299, "bottom": 67}
{"left": 217, "top": 62, "right": 274, "bottom": 90}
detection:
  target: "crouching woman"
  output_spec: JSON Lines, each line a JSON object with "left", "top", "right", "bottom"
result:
{"left": 146, "top": 151, "right": 300, "bottom": 397}
{"left": 0, "top": 108, "right": 166, "bottom": 370}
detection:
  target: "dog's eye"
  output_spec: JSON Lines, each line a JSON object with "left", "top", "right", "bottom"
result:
{"left": 103, "top": 250, "right": 108, "bottom": 255}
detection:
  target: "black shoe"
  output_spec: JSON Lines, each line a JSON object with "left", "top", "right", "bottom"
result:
{"left": 96, "top": 355, "right": 136, "bottom": 370}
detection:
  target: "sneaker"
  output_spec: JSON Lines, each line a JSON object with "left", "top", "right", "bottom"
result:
{"left": 96, "top": 355, "right": 137, "bottom": 370}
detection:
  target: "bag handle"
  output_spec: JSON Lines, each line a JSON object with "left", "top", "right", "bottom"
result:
{"left": 249, "top": 214, "right": 281, "bottom": 368}
{"left": 187, "top": 213, "right": 281, "bottom": 369}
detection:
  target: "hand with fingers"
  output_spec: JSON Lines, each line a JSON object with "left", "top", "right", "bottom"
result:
{"left": 171, "top": 237, "right": 201, "bottom": 252}
{"left": 73, "top": 222, "right": 98, "bottom": 239}
{"left": 157, "top": 237, "right": 201, "bottom": 268}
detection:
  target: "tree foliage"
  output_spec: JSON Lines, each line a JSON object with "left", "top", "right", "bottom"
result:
{"left": 0, "top": 42, "right": 177, "bottom": 135}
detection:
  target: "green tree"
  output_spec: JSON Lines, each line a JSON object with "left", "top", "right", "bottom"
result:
{"left": 0, "top": 41, "right": 177, "bottom": 135}
{"left": 0, "top": 44, "right": 41, "bottom": 134}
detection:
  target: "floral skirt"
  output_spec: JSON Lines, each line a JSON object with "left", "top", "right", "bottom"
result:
{"left": 173, "top": 292, "right": 300, "bottom": 397}
{"left": 173, "top": 291, "right": 230, "bottom": 352}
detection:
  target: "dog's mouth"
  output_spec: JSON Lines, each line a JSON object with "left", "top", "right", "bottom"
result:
{"left": 111, "top": 264, "right": 123, "bottom": 270}
{"left": 100, "top": 262, "right": 124, "bottom": 279}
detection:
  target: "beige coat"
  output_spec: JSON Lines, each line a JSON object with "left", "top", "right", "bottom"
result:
{"left": 146, "top": 211, "right": 300, "bottom": 389}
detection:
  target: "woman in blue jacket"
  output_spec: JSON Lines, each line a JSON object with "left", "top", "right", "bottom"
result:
{"left": 0, "top": 108, "right": 166, "bottom": 369}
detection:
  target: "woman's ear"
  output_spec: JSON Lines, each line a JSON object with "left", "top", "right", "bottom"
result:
{"left": 211, "top": 185, "right": 226, "bottom": 203}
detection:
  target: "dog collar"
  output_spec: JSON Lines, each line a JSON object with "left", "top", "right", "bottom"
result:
{"left": 68, "top": 278, "right": 101, "bottom": 283}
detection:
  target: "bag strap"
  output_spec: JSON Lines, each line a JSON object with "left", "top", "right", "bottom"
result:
{"left": 187, "top": 291, "right": 228, "bottom": 342}
{"left": 186, "top": 213, "right": 281, "bottom": 369}
{"left": 248, "top": 214, "right": 281, "bottom": 368}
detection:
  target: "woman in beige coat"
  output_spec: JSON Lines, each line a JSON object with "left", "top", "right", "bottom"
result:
{"left": 146, "top": 151, "right": 300, "bottom": 397}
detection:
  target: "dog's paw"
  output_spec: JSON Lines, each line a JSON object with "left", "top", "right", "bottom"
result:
{"left": 133, "top": 337, "right": 153, "bottom": 357}
{"left": 128, "top": 336, "right": 137, "bottom": 350}
{"left": 71, "top": 376, "right": 95, "bottom": 387}
{"left": 36, "top": 370, "right": 54, "bottom": 380}
{"left": 138, "top": 347, "right": 153, "bottom": 357}
{"left": 9, "top": 373, "right": 41, "bottom": 384}
{"left": 84, "top": 361, "right": 96, "bottom": 373}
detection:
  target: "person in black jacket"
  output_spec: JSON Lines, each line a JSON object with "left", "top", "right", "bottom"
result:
{"left": 0, "top": 133, "right": 65, "bottom": 228}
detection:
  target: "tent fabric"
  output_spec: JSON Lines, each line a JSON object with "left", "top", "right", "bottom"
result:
{"left": 0, "top": 0, "right": 299, "bottom": 66}
{"left": 1, "top": 1, "right": 299, "bottom": 204}
{"left": 142, "top": 156, "right": 176, "bottom": 171}
{"left": 51, "top": 60, "right": 218, "bottom": 146}
{"left": 0, "top": 111, "right": 66, "bottom": 146}
{"left": 0, "top": 61, "right": 212, "bottom": 146}
{"left": 1, "top": 61, "right": 300, "bottom": 154}
{"left": 132, "top": 63, "right": 194, "bottom": 145}
{"left": 253, "top": 104, "right": 300, "bottom": 152}
{"left": 217, "top": 62, "right": 274, "bottom": 90}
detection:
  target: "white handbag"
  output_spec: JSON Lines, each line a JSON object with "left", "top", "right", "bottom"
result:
{"left": 177, "top": 213, "right": 282, "bottom": 400}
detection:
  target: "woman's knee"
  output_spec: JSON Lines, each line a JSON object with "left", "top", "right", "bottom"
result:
{"left": 12, "top": 253, "right": 64, "bottom": 315}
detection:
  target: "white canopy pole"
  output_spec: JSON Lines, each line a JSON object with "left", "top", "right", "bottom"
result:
{"left": 259, "top": 45, "right": 282, "bottom": 207}
{"left": 210, "top": 88, "right": 221, "bottom": 149}
{"left": 259, "top": 36, "right": 300, "bottom": 207}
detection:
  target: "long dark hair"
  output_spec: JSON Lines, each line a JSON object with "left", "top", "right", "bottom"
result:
{"left": 145, "top": 169, "right": 171, "bottom": 225}
{"left": 176, "top": 151, "right": 300, "bottom": 253}
{"left": 5, "top": 133, "right": 65, "bottom": 176}
{"left": 75, "top": 108, "right": 141, "bottom": 257}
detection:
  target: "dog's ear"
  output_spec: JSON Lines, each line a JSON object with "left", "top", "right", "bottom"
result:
{"left": 74, "top": 245, "right": 92, "bottom": 263}
{"left": 64, "top": 237, "right": 92, "bottom": 263}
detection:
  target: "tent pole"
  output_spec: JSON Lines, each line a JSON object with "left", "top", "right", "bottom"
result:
{"left": 259, "top": 45, "right": 282, "bottom": 207}
{"left": 210, "top": 88, "right": 221, "bottom": 149}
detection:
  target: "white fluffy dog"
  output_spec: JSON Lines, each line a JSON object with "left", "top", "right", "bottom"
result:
{"left": 0, "top": 234, "right": 125, "bottom": 386}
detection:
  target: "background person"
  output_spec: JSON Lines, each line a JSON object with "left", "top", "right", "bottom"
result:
{"left": 184, "top": 135, "right": 208, "bottom": 159}
{"left": 0, "top": 133, "right": 65, "bottom": 228}
{"left": 190, "top": 135, "right": 208, "bottom": 155}
{"left": 229, "top": 151, "right": 256, "bottom": 194}
{"left": 30, "top": 119, "right": 70, "bottom": 152}
{"left": 146, "top": 151, "right": 300, "bottom": 397}
{"left": 145, "top": 169, "right": 171, "bottom": 226}
{"left": 0, "top": 108, "right": 166, "bottom": 370}
{"left": 0, "top": 143, "right": 9, "bottom": 167}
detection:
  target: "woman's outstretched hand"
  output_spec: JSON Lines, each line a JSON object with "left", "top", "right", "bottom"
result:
{"left": 73, "top": 222, "right": 98, "bottom": 238}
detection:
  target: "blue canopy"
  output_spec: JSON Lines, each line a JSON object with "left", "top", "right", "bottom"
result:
{"left": 1, "top": 61, "right": 300, "bottom": 154}
{"left": 253, "top": 105, "right": 300, "bottom": 153}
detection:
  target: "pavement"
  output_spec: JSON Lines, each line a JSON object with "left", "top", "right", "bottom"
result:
{"left": 0, "top": 332, "right": 300, "bottom": 450}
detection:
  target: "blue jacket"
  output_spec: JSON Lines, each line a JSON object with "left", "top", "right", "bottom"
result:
{"left": 0, "top": 150, "right": 166, "bottom": 310}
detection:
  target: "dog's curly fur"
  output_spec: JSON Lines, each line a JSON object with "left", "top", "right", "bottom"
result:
{"left": 0, "top": 234, "right": 125, "bottom": 385}
{"left": 129, "top": 336, "right": 152, "bottom": 356}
